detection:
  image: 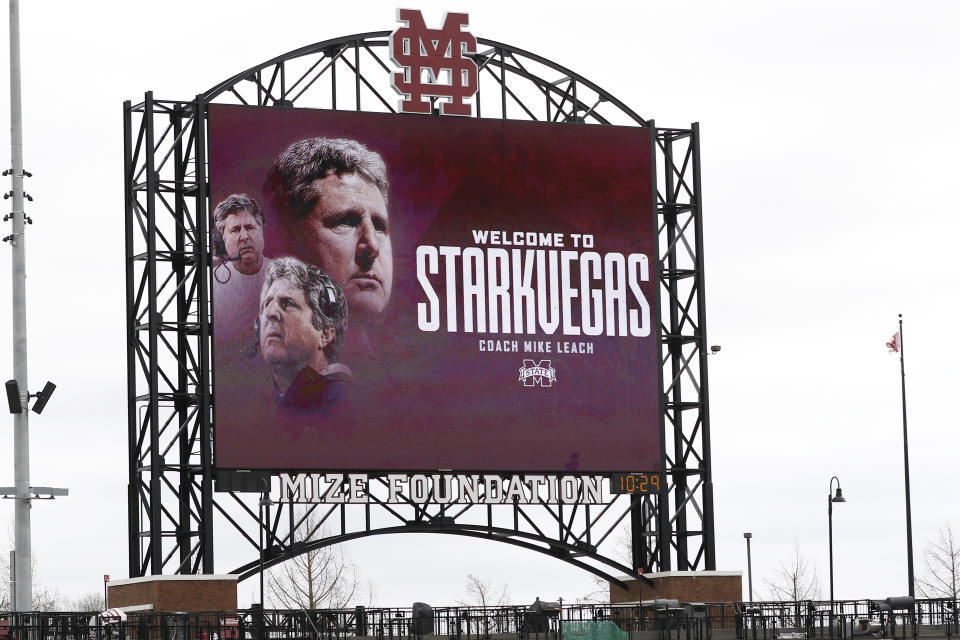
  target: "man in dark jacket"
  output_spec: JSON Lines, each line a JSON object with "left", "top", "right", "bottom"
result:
{"left": 256, "top": 256, "right": 351, "bottom": 411}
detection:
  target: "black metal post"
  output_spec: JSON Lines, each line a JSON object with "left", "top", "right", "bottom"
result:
{"left": 828, "top": 491, "right": 834, "bottom": 625}
{"left": 123, "top": 99, "right": 139, "bottom": 578}
{"left": 651, "top": 120, "right": 672, "bottom": 573}
{"left": 259, "top": 491, "right": 265, "bottom": 607}
{"left": 744, "top": 533, "right": 753, "bottom": 602}
{"left": 629, "top": 493, "right": 645, "bottom": 573}
{"left": 663, "top": 125, "right": 688, "bottom": 571}
{"left": 144, "top": 91, "right": 163, "bottom": 575}
{"left": 173, "top": 105, "right": 191, "bottom": 574}
{"left": 897, "top": 314, "right": 915, "bottom": 597}
{"left": 691, "top": 122, "right": 716, "bottom": 571}
{"left": 195, "top": 95, "right": 215, "bottom": 574}
{"left": 828, "top": 476, "right": 845, "bottom": 635}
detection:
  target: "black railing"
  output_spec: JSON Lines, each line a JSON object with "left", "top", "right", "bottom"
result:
{"left": 1, "top": 599, "right": 957, "bottom": 640}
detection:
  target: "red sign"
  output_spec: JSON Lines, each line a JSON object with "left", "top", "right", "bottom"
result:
{"left": 390, "top": 9, "right": 478, "bottom": 116}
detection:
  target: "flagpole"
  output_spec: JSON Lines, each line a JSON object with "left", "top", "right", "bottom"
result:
{"left": 898, "top": 313, "right": 915, "bottom": 598}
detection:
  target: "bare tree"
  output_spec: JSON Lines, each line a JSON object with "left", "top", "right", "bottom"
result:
{"left": 457, "top": 575, "right": 512, "bottom": 636}
{"left": 69, "top": 592, "right": 106, "bottom": 612}
{"left": 577, "top": 524, "right": 633, "bottom": 604}
{"left": 265, "top": 508, "right": 362, "bottom": 609}
{"left": 32, "top": 586, "right": 61, "bottom": 612}
{"left": 1, "top": 546, "right": 10, "bottom": 610}
{"left": 765, "top": 544, "right": 822, "bottom": 601}
{"left": 459, "top": 574, "right": 511, "bottom": 608}
{"left": 575, "top": 579, "right": 610, "bottom": 605}
{"left": 916, "top": 524, "right": 959, "bottom": 599}
{"left": 0, "top": 544, "right": 62, "bottom": 610}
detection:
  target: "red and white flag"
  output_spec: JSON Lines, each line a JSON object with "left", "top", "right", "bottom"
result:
{"left": 886, "top": 331, "right": 900, "bottom": 353}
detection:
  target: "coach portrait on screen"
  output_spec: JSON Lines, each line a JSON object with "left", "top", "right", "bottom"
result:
{"left": 264, "top": 137, "right": 392, "bottom": 354}
{"left": 212, "top": 193, "right": 273, "bottom": 362}
{"left": 256, "top": 256, "right": 352, "bottom": 412}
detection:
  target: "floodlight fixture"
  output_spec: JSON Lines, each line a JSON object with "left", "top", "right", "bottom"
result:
{"left": 30, "top": 381, "right": 56, "bottom": 414}
{"left": 5, "top": 379, "right": 22, "bottom": 413}
{"left": 29, "top": 487, "right": 68, "bottom": 499}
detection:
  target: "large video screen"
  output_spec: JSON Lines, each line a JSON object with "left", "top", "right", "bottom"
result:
{"left": 209, "top": 104, "right": 660, "bottom": 472}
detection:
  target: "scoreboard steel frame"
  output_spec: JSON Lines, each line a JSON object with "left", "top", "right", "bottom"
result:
{"left": 123, "top": 30, "right": 714, "bottom": 585}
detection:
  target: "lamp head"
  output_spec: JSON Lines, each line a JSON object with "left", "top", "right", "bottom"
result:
{"left": 5, "top": 380, "right": 22, "bottom": 414}
{"left": 832, "top": 487, "right": 846, "bottom": 503}
{"left": 31, "top": 381, "right": 56, "bottom": 414}
{"left": 743, "top": 532, "right": 752, "bottom": 539}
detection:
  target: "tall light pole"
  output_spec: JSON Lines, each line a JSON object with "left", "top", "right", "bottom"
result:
{"left": 743, "top": 532, "right": 753, "bottom": 602}
{"left": 7, "top": 0, "right": 32, "bottom": 612}
{"left": 828, "top": 476, "right": 846, "bottom": 631}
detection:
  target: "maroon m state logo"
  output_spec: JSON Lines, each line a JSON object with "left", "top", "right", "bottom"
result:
{"left": 518, "top": 360, "right": 557, "bottom": 388}
{"left": 389, "top": 9, "right": 478, "bottom": 116}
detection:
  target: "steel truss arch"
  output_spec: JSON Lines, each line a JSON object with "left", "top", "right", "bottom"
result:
{"left": 124, "top": 28, "right": 713, "bottom": 586}
{"left": 232, "top": 525, "right": 643, "bottom": 589}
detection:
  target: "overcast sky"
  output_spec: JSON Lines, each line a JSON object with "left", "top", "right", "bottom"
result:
{"left": 1, "top": 0, "right": 958, "bottom": 609}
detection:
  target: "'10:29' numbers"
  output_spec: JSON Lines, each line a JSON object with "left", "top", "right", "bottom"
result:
{"left": 609, "top": 473, "right": 661, "bottom": 494}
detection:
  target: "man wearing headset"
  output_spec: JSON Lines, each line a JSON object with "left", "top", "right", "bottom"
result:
{"left": 213, "top": 193, "right": 274, "bottom": 362}
{"left": 257, "top": 256, "right": 351, "bottom": 411}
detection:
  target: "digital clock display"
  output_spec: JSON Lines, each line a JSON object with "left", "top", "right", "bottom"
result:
{"left": 609, "top": 473, "right": 662, "bottom": 494}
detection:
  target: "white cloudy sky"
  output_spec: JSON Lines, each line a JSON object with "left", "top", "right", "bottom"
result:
{"left": 0, "top": 0, "right": 958, "bottom": 608}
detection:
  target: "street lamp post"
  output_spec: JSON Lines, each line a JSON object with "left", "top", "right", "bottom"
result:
{"left": 828, "top": 476, "right": 846, "bottom": 634}
{"left": 743, "top": 533, "right": 753, "bottom": 602}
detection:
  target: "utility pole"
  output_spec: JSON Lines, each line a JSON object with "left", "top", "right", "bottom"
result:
{"left": 7, "top": 0, "right": 32, "bottom": 612}
{"left": 5, "top": 3, "right": 65, "bottom": 611}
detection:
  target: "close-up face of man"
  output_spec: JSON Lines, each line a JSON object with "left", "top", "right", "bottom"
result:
{"left": 259, "top": 278, "right": 331, "bottom": 374}
{"left": 294, "top": 171, "right": 393, "bottom": 320}
{"left": 223, "top": 209, "right": 265, "bottom": 275}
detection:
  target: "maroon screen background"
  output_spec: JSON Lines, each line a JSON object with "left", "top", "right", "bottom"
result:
{"left": 209, "top": 104, "right": 660, "bottom": 472}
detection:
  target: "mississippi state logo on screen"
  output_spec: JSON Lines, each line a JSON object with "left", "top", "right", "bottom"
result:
{"left": 390, "top": 9, "right": 478, "bottom": 116}
{"left": 519, "top": 360, "right": 557, "bottom": 388}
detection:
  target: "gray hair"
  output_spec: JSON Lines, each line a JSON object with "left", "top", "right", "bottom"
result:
{"left": 213, "top": 193, "right": 265, "bottom": 237}
{"left": 257, "top": 257, "right": 348, "bottom": 363}
{"left": 264, "top": 137, "right": 389, "bottom": 219}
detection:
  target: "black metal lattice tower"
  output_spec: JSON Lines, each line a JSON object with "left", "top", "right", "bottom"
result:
{"left": 123, "top": 31, "right": 714, "bottom": 583}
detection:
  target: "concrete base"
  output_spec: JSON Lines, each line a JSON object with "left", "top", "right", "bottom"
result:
{"left": 107, "top": 575, "right": 238, "bottom": 612}
{"left": 610, "top": 571, "right": 742, "bottom": 603}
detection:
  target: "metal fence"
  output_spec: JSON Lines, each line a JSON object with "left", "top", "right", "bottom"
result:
{"left": 733, "top": 599, "right": 958, "bottom": 640}
{"left": 1, "top": 599, "right": 957, "bottom": 640}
